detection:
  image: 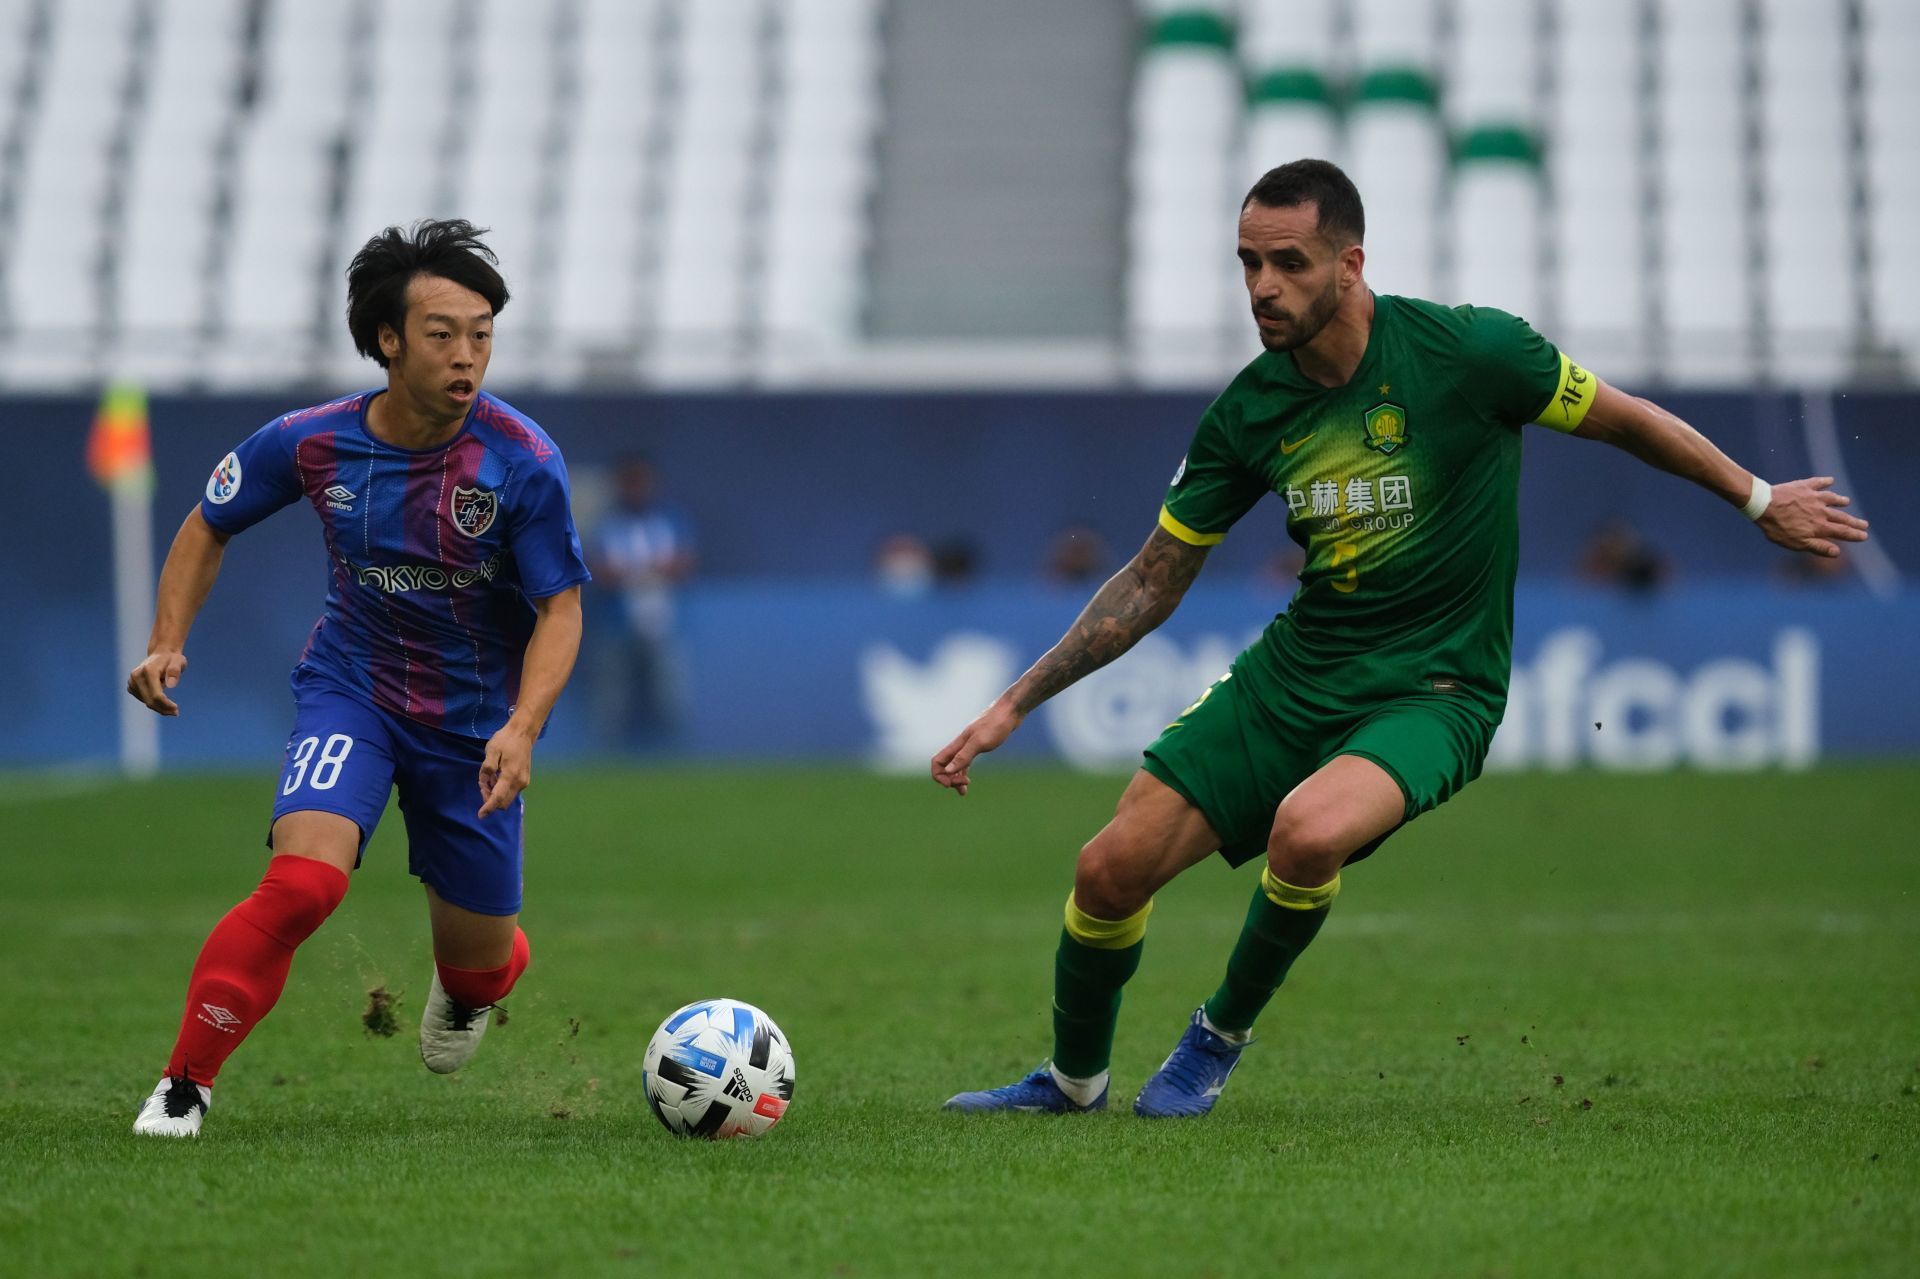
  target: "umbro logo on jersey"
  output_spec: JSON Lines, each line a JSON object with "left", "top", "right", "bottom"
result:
{"left": 198, "top": 1003, "right": 242, "bottom": 1033}
{"left": 323, "top": 484, "right": 356, "bottom": 512}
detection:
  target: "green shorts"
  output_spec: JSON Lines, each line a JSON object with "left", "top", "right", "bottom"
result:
{"left": 1141, "top": 649, "right": 1496, "bottom": 868}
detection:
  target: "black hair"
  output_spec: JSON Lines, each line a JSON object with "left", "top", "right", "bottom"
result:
{"left": 345, "top": 219, "right": 510, "bottom": 368}
{"left": 1243, "top": 159, "right": 1366, "bottom": 246}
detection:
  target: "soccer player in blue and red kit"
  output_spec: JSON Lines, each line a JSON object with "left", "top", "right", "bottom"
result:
{"left": 128, "top": 220, "right": 590, "bottom": 1137}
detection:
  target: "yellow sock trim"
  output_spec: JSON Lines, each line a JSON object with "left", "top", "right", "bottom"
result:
{"left": 1260, "top": 867, "right": 1340, "bottom": 911}
{"left": 1063, "top": 893, "right": 1153, "bottom": 949}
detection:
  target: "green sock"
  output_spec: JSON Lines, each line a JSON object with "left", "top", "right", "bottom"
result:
{"left": 1051, "top": 895, "right": 1152, "bottom": 1079}
{"left": 1202, "top": 867, "right": 1341, "bottom": 1034}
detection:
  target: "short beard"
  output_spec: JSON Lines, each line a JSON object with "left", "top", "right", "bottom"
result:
{"left": 1255, "top": 277, "right": 1342, "bottom": 353}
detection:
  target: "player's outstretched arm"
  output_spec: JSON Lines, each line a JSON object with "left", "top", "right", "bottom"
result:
{"left": 126, "top": 509, "right": 231, "bottom": 716}
{"left": 931, "top": 525, "right": 1210, "bottom": 796}
{"left": 479, "top": 585, "right": 583, "bottom": 817}
{"left": 1574, "top": 381, "right": 1871, "bottom": 558}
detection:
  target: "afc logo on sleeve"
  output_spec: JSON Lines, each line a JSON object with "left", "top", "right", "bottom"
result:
{"left": 206, "top": 452, "right": 243, "bottom": 504}
{"left": 1535, "top": 355, "right": 1597, "bottom": 431}
{"left": 450, "top": 486, "right": 498, "bottom": 537}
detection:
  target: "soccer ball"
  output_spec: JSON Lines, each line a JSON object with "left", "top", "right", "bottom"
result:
{"left": 642, "top": 998, "right": 795, "bottom": 1139}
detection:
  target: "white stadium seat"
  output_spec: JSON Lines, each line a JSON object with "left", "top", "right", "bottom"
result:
{"left": 1348, "top": 91, "right": 1445, "bottom": 301}
{"left": 1239, "top": 0, "right": 1338, "bottom": 70}
{"left": 1862, "top": 0, "right": 1920, "bottom": 355}
{"left": 1452, "top": 151, "right": 1543, "bottom": 320}
{"left": 1757, "top": 0, "right": 1854, "bottom": 382}
{"left": 1127, "top": 12, "right": 1243, "bottom": 381}
{"left": 1655, "top": 0, "right": 1753, "bottom": 383}
{"left": 1550, "top": 0, "right": 1650, "bottom": 379}
{"left": 1447, "top": 0, "right": 1536, "bottom": 125}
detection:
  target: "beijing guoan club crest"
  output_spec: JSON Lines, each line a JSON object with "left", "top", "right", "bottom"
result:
{"left": 1363, "top": 402, "right": 1409, "bottom": 455}
{"left": 451, "top": 486, "right": 497, "bottom": 537}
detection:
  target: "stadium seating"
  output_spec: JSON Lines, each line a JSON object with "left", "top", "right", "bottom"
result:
{"left": 1549, "top": 0, "right": 1650, "bottom": 381}
{"left": 1116, "top": 0, "right": 1913, "bottom": 387}
{"left": 550, "top": 0, "right": 662, "bottom": 380}
{"left": 1654, "top": 0, "right": 1751, "bottom": 384}
{"left": 1126, "top": 3, "right": 1247, "bottom": 382}
{"left": 1863, "top": 0, "right": 1920, "bottom": 364}
{"left": 1242, "top": 2, "right": 1338, "bottom": 162}
{"left": 0, "top": 0, "right": 883, "bottom": 390}
{"left": 763, "top": 0, "right": 882, "bottom": 375}
{"left": 2, "top": 0, "right": 138, "bottom": 386}
{"left": 110, "top": 0, "right": 243, "bottom": 378}
{"left": 0, "top": 0, "right": 1914, "bottom": 390}
{"left": 212, "top": 0, "right": 355, "bottom": 387}
{"left": 1345, "top": 0, "right": 1445, "bottom": 302}
{"left": 1446, "top": 0, "right": 1542, "bottom": 323}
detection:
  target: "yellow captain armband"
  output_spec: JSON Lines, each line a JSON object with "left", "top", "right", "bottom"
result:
{"left": 1532, "top": 352, "right": 1596, "bottom": 432}
{"left": 1158, "top": 505, "right": 1225, "bottom": 547}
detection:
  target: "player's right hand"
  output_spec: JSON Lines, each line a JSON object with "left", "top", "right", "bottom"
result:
{"left": 127, "top": 650, "right": 188, "bottom": 716}
{"left": 931, "top": 701, "right": 1024, "bottom": 797}
{"left": 1756, "top": 476, "right": 1870, "bottom": 558}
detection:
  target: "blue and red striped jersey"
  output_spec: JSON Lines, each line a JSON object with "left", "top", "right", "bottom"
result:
{"left": 199, "top": 390, "right": 591, "bottom": 739}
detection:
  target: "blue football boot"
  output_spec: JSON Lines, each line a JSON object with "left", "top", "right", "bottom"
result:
{"left": 943, "top": 1064, "right": 1108, "bottom": 1114}
{"left": 1132, "top": 1008, "right": 1250, "bottom": 1118}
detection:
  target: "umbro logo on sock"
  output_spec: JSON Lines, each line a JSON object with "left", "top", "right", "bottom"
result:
{"left": 198, "top": 1003, "right": 242, "bottom": 1032}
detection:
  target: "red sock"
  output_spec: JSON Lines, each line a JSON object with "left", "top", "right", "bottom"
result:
{"left": 435, "top": 927, "right": 531, "bottom": 1007}
{"left": 165, "top": 855, "right": 349, "bottom": 1086}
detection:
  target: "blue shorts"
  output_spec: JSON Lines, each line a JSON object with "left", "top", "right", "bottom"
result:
{"left": 269, "top": 670, "right": 524, "bottom": 915}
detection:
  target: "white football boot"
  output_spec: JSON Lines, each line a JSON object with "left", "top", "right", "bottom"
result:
{"left": 419, "top": 970, "right": 494, "bottom": 1074}
{"left": 132, "top": 1076, "right": 212, "bottom": 1137}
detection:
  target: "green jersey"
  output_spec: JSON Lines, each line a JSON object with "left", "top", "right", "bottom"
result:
{"left": 1159, "top": 293, "right": 1594, "bottom": 724}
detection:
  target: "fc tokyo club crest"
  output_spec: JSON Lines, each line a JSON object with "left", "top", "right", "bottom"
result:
{"left": 1363, "top": 402, "right": 1409, "bottom": 455}
{"left": 451, "top": 486, "right": 498, "bottom": 538}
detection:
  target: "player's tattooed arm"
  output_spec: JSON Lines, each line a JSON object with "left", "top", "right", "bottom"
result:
{"left": 1008, "top": 526, "right": 1210, "bottom": 714}
{"left": 931, "top": 525, "right": 1210, "bottom": 795}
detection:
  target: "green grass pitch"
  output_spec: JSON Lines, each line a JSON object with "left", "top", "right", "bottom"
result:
{"left": 1, "top": 765, "right": 1915, "bottom": 1277}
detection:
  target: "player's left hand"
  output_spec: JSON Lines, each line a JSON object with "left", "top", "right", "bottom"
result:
{"left": 478, "top": 725, "right": 535, "bottom": 817}
{"left": 1757, "top": 476, "right": 1870, "bottom": 558}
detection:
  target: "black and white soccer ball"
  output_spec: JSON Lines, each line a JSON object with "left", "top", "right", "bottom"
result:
{"left": 642, "top": 998, "right": 795, "bottom": 1139}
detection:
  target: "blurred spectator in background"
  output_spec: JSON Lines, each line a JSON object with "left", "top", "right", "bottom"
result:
{"left": 1576, "top": 519, "right": 1672, "bottom": 595}
{"left": 875, "top": 533, "right": 935, "bottom": 597}
{"left": 931, "top": 538, "right": 981, "bottom": 586}
{"left": 1260, "top": 546, "right": 1307, "bottom": 594}
{"left": 588, "top": 455, "right": 696, "bottom": 753}
{"left": 1044, "top": 524, "right": 1112, "bottom": 585}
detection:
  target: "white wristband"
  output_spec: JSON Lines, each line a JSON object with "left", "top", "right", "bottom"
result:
{"left": 1741, "top": 476, "right": 1772, "bottom": 521}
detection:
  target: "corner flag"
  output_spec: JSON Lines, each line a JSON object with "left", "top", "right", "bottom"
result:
{"left": 88, "top": 382, "right": 154, "bottom": 491}
{"left": 91, "top": 382, "right": 160, "bottom": 776}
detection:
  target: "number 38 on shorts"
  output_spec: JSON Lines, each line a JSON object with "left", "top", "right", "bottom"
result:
{"left": 282, "top": 733, "right": 355, "bottom": 795}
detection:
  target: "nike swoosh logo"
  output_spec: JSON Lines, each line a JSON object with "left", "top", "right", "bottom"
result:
{"left": 1279, "top": 433, "right": 1315, "bottom": 455}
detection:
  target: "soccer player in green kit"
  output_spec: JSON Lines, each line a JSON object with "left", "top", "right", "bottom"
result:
{"left": 934, "top": 159, "right": 1871, "bottom": 1118}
